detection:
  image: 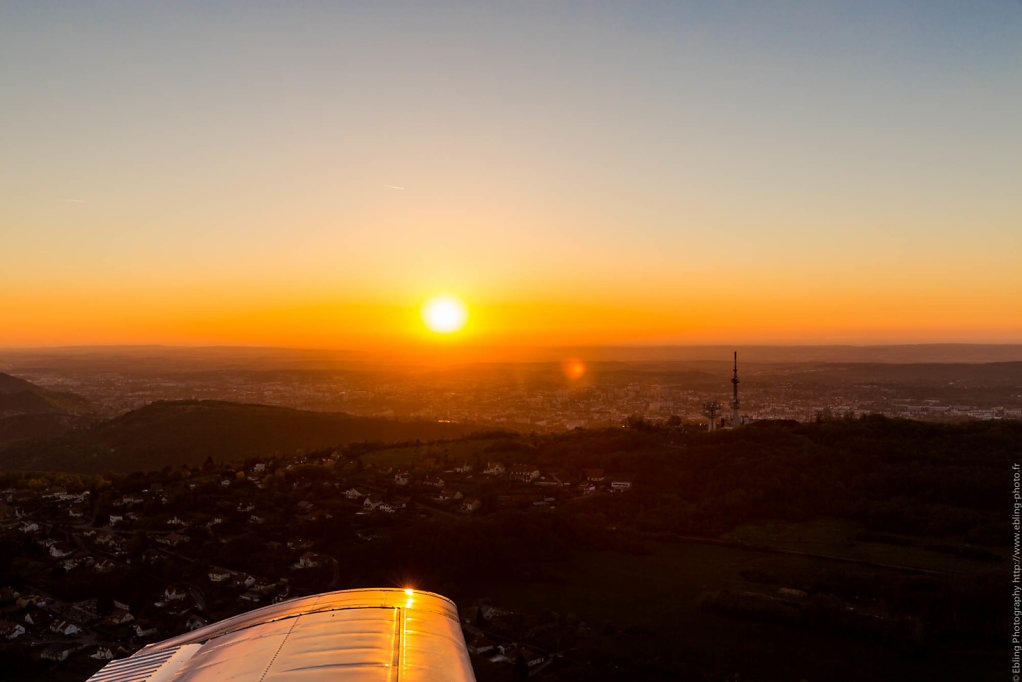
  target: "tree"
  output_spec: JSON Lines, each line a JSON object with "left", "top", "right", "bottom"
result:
{"left": 513, "top": 653, "right": 529, "bottom": 681}
{"left": 92, "top": 491, "right": 113, "bottom": 526}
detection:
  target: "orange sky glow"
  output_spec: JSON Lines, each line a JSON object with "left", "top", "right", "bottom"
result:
{"left": 2, "top": 3, "right": 1020, "bottom": 355}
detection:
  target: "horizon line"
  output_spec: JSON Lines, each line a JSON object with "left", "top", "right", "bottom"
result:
{"left": 3, "top": 341, "right": 1022, "bottom": 352}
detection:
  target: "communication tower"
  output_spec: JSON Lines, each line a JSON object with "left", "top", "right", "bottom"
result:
{"left": 731, "top": 351, "right": 740, "bottom": 427}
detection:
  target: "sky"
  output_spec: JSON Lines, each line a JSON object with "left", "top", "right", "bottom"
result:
{"left": 2, "top": 1, "right": 1020, "bottom": 352}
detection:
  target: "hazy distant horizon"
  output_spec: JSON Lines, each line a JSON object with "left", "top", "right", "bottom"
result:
{"left": 3, "top": 342, "right": 1022, "bottom": 368}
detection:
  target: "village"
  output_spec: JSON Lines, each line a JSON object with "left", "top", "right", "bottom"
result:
{"left": 0, "top": 440, "right": 636, "bottom": 678}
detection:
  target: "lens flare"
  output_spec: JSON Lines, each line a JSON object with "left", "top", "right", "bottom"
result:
{"left": 563, "top": 358, "right": 586, "bottom": 380}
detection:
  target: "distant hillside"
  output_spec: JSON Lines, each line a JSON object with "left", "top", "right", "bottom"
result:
{"left": 0, "top": 373, "right": 94, "bottom": 447}
{"left": 0, "top": 399, "right": 478, "bottom": 473}
{"left": 0, "top": 372, "right": 93, "bottom": 416}
{"left": 3, "top": 343, "right": 1022, "bottom": 373}
{"left": 782, "top": 361, "right": 1022, "bottom": 386}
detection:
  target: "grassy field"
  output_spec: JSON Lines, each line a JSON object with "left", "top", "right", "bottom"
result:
{"left": 723, "top": 517, "right": 1005, "bottom": 575}
{"left": 457, "top": 540, "right": 1001, "bottom": 681}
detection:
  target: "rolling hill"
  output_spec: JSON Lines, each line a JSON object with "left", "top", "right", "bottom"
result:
{"left": 0, "top": 372, "right": 95, "bottom": 447}
{"left": 0, "top": 399, "right": 478, "bottom": 473}
{"left": 0, "top": 372, "right": 93, "bottom": 416}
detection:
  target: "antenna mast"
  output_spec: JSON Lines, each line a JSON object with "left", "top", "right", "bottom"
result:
{"left": 731, "top": 351, "right": 740, "bottom": 427}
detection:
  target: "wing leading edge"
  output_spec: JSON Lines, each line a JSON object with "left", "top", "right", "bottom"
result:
{"left": 86, "top": 588, "right": 476, "bottom": 681}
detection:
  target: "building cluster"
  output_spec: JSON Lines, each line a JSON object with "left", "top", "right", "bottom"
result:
{"left": 0, "top": 446, "right": 635, "bottom": 673}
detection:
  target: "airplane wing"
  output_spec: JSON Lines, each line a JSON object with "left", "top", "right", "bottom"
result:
{"left": 86, "top": 588, "right": 476, "bottom": 681}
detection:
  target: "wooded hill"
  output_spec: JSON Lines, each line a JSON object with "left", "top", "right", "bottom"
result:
{"left": 0, "top": 372, "right": 93, "bottom": 416}
{"left": 0, "top": 399, "right": 476, "bottom": 473}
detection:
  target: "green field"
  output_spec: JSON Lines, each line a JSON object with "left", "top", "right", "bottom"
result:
{"left": 458, "top": 539, "right": 1001, "bottom": 681}
{"left": 724, "top": 517, "right": 1005, "bottom": 575}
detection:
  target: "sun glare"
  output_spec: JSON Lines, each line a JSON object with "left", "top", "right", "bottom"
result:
{"left": 421, "top": 295, "right": 468, "bottom": 334}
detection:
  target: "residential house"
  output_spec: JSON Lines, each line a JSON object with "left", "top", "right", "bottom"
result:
{"left": 239, "top": 591, "right": 263, "bottom": 604}
{"left": 250, "top": 579, "right": 277, "bottom": 595}
{"left": 16, "top": 594, "right": 45, "bottom": 610}
{"left": 133, "top": 621, "right": 158, "bottom": 638}
{"left": 155, "top": 532, "right": 189, "bottom": 548}
{"left": 93, "top": 558, "right": 116, "bottom": 574}
{"left": 185, "top": 613, "right": 208, "bottom": 631}
{"left": 508, "top": 466, "right": 540, "bottom": 483}
{"left": 507, "top": 645, "right": 547, "bottom": 669}
{"left": 0, "top": 620, "right": 25, "bottom": 640}
{"left": 343, "top": 487, "right": 366, "bottom": 500}
{"left": 94, "top": 531, "right": 125, "bottom": 551}
{"left": 483, "top": 462, "right": 506, "bottom": 476}
{"left": 163, "top": 585, "right": 188, "bottom": 602}
{"left": 41, "top": 644, "right": 77, "bottom": 661}
{"left": 208, "top": 567, "right": 233, "bottom": 583}
{"left": 292, "top": 552, "right": 323, "bottom": 570}
{"left": 24, "top": 608, "right": 51, "bottom": 627}
{"left": 466, "top": 635, "right": 496, "bottom": 656}
{"left": 50, "top": 619, "right": 81, "bottom": 636}
{"left": 104, "top": 608, "right": 134, "bottom": 626}
{"left": 609, "top": 475, "right": 635, "bottom": 492}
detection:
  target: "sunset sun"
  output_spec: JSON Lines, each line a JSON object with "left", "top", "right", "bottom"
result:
{"left": 421, "top": 295, "right": 468, "bottom": 334}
